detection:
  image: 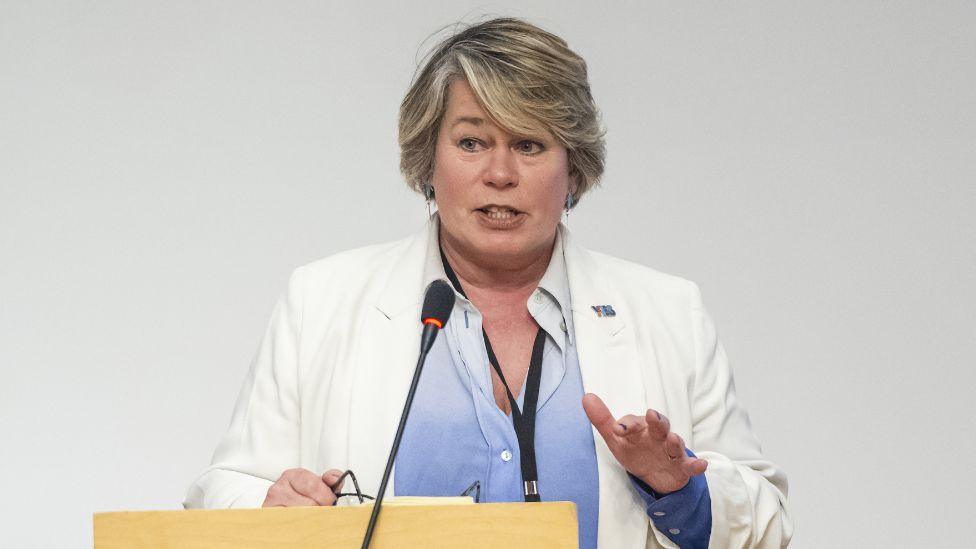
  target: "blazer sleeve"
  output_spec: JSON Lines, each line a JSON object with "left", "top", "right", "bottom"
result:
{"left": 183, "top": 266, "right": 305, "bottom": 509}
{"left": 687, "top": 282, "right": 793, "bottom": 548}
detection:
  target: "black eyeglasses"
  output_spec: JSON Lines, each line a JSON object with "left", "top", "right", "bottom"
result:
{"left": 333, "top": 470, "right": 375, "bottom": 504}
{"left": 333, "top": 471, "right": 482, "bottom": 504}
{"left": 460, "top": 480, "right": 481, "bottom": 503}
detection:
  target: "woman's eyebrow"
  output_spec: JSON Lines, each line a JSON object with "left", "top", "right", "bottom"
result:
{"left": 451, "top": 116, "right": 484, "bottom": 128}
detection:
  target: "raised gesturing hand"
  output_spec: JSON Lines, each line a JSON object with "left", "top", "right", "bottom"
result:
{"left": 582, "top": 393, "right": 707, "bottom": 495}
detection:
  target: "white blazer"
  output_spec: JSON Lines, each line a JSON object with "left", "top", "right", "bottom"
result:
{"left": 184, "top": 218, "right": 792, "bottom": 548}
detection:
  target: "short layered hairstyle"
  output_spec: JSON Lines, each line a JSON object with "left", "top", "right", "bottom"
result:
{"left": 398, "top": 18, "right": 606, "bottom": 206}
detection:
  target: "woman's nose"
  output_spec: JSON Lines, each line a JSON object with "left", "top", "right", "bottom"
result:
{"left": 484, "top": 146, "right": 518, "bottom": 188}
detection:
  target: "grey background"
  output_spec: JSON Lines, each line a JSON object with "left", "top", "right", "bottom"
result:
{"left": 1, "top": 1, "right": 973, "bottom": 547}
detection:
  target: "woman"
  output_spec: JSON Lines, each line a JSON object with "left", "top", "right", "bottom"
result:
{"left": 184, "top": 18, "right": 791, "bottom": 548}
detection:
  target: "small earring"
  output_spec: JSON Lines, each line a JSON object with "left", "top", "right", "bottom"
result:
{"left": 564, "top": 192, "right": 574, "bottom": 224}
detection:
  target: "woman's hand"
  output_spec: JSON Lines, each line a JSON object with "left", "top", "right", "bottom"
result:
{"left": 582, "top": 393, "right": 707, "bottom": 495}
{"left": 262, "top": 468, "right": 345, "bottom": 507}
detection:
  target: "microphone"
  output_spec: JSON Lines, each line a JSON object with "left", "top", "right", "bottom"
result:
{"left": 419, "top": 279, "right": 457, "bottom": 354}
{"left": 362, "top": 280, "right": 455, "bottom": 549}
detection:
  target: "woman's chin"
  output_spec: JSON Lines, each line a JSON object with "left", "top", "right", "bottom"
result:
{"left": 466, "top": 231, "right": 552, "bottom": 264}
{"left": 441, "top": 213, "right": 555, "bottom": 263}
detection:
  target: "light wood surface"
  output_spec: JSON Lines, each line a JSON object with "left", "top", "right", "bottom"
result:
{"left": 93, "top": 502, "right": 578, "bottom": 548}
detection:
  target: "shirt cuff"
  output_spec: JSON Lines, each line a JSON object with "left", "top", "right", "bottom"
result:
{"left": 628, "top": 449, "right": 712, "bottom": 549}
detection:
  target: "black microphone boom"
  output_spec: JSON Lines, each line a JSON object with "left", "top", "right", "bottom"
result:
{"left": 361, "top": 280, "right": 455, "bottom": 548}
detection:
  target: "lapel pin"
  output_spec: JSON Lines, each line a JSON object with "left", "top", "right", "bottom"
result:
{"left": 591, "top": 305, "right": 616, "bottom": 317}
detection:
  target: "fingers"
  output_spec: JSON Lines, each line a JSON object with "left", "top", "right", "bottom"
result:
{"left": 289, "top": 470, "right": 337, "bottom": 506}
{"left": 323, "top": 469, "right": 345, "bottom": 492}
{"left": 584, "top": 394, "right": 648, "bottom": 439}
{"left": 264, "top": 480, "right": 318, "bottom": 507}
{"left": 646, "top": 410, "right": 703, "bottom": 476}
{"left": 664, "top": 432, "right": 685, "bottom": 461}
{"left": 646, "top": 408, "right": 671, "bottom": 439}
{"left": 582, "top": 393, "right": 619, "bottom": 444}
{"left": 263, "top": 468, "right": 337, "bottom": 507}
{"left": 614, "top": 414, "right": 647, "bottom": 437}
{"left": 684, "top": 457, "right": 709, "bottom": 476}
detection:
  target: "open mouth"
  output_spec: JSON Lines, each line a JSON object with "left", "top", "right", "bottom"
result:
{"left": 476, "top": 205, "right": 523, "bottom": 220}
{"left": 474, "top": 205, "right": 527, "bottom": 229}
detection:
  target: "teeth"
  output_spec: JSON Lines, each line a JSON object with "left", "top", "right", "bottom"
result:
{"left": 482, "top": 206, "right": 517, "bottom": 220}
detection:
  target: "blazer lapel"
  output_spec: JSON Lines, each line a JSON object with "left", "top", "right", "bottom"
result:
{"left": 561, "top": 225, "right": 654, "bottom": 548}
{"left": 346, "top": 219, "right": 434, "bottom": 495}
{"left": 561, "top": 224, "right": 647, "bottom": 422}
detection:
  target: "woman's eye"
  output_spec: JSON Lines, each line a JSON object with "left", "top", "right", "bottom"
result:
{"left": 459, "top": 138, "right": 480, "bottom": 152}
{"left": 516, "top": 140, "right": 544, "bottom": 154}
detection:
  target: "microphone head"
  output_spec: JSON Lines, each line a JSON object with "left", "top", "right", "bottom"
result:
{"left": 421, "top": 280, "right": 455, "bottom": 329}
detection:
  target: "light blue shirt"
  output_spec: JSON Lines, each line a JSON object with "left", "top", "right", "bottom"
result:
{"left": 394, "top": 231, "right": 712, "bottom": 548}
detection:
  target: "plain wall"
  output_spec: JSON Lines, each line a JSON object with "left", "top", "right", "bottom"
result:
{"left": 1, "top": 1, "right": 973, "bottom": 547}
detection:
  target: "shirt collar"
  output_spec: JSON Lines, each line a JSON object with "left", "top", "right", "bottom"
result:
{"left": 537, "top": 232, "right": 571, "bottom": 318}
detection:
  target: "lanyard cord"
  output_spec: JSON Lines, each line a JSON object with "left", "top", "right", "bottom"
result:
{"left": 439, "top": 245, "right": 545, "bottom": 502}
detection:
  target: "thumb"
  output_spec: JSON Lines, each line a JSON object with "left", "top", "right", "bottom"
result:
{"left": 322, "top": 469, "right": 345, "bottom": 492}
{"left": 582, "top": 393, "right": 618, "bottom": 446}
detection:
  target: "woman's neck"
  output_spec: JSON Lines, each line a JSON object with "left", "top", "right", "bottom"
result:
{"left": 439, "top": 231, "right": 555, "bottom": 297}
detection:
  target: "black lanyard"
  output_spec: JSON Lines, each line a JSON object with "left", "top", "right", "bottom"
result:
{"left": 439, "top": 246, "right": 545, "bottom": 502}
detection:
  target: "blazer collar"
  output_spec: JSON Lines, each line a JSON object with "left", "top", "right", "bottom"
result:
{"left": 559, "top": 223, "right": 626, "bottom": 339}
{"left": 373, "top": 217, "right": 435, "bottom": 320}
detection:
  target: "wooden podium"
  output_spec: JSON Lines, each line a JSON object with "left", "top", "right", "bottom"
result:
{"left": 93, "top": 502, "right": 578, "bottom": 548}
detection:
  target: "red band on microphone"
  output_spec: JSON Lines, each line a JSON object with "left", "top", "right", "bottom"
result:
{"left": 422, "top": 317, "right": 443, "bottom": 329}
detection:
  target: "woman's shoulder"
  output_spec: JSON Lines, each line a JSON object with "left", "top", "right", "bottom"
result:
{"left": 297, "top": 236, "right": 410, "bottom": 281}
{"left": 560, "top": 226, "right": 700, "bottom": 305}
{"left": 578, "top": 240, "right": 699, "bottom": 289}
{"left": 284, "top": 228, "right": 426, "bottom": 306}
{"left": 579, "top": 247, "right": 704, "bottom": 309}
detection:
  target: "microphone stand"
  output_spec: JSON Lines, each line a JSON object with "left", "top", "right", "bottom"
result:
{"left": 361, "top": 325, "right": 438, "bottom": 548}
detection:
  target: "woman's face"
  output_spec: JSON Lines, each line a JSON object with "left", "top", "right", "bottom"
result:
{"left": 432, "top": 79, "right": 571, "bottom": 268}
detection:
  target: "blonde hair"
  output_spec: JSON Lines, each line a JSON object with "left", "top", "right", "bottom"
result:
{"left": 398, "top": 18, "right": 606, "bottom": 207}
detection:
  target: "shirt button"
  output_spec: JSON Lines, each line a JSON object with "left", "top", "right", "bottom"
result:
{"left": 559, "top": 320, "right": 567, "bottom": 332}
{"left": 668, "top": 528, "right": 680, "bottom": 535}
{"left": 500, "top": 450, "right": 513, "bottom": 462}
{"left": 533, "top": 292, "right": 543, "bottom": 304}
{"left": 652, "top": 511, "right": 666, "bottom": 517}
